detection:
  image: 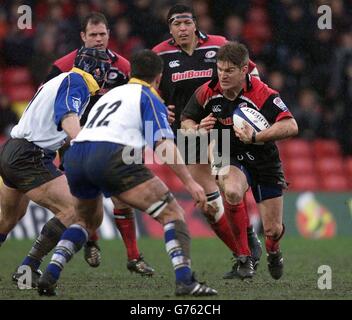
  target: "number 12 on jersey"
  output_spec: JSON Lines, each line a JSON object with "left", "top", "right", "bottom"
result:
{"left": 86, "top": 100, "right": 121, "bottom": 128}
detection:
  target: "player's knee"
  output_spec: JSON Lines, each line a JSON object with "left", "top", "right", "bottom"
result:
{"left": 264, "top": 224, "right": 282, "bottom": 239}
{"left": 224, "top": 187, "right": 243, "bottom": 205}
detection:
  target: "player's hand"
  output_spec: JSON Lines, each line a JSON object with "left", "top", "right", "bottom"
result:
{"left": 184, "top": 180, "right": 207, "bottom": 211}
{"left": 199, "top": 113, "right": 217, "bottom": 132}
{"left": 167, "top": 105, "right": 176, "bottom": 124}
{"left": 234, "top": 121, "right": 255, "bottom": 144}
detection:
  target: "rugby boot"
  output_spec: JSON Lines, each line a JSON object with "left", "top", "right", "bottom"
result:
{"left": 84, "top": 240, "right": 101, "bottom": 268}
{"left": 223, "top": 255, "right": 255, "bottom": 280}
{"left": 37, "top": 271, "right": 57, "bottom": 296}
{"left": 267, "top": 251, "right": 284, "bottom": 280}
{"left": 247, "top": 226, "right": 262, "bottom": 270}
{"left": 12, "top": 266, "right": 42, "bottom": 288}
{"left": 127, "top": 253, "right": 155, "bottom": 276}
{"left": 175, "top": 273, "right": 218, "bottom": 296}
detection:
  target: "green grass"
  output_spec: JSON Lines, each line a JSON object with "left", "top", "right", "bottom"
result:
{"left": 0, "top": 237, "right": 351, "bottom": 300}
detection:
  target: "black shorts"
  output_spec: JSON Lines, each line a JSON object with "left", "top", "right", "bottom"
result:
{"left": 175, "top": 131, "right": 210, "bottom": 165}
{"left": 0, "top": 138, "right": 62, "bottom": 192}
{"left": 64, "top": 141, "right": 155, "bottom": 199}
{"left": 229, "top": 156, "right": 287, "bottom": 203}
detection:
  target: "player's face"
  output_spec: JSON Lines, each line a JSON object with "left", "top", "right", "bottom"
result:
{"left": 81, "top": 22, "right": 109, "bottom": 50}
{"left": 169, "top": 14, "right": 197, "bottom": 47}
{"left": 217, "top": 60, "right": 248, "bottom": 91}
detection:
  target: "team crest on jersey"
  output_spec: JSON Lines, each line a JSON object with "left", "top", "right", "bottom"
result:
{"left": 205, "top": 50, "right": 216, "bottom": 59}
{"left": 212, "top": 104, "right": 222, "bottom": 113}
{"left": 273, "top": 97, "right": 288, "bottom": 111}
{"left": 71, "top": 97, "right": 81, "bottom": 111}
{"left": 169, "top": 60, "right": 180, "bottom": 68}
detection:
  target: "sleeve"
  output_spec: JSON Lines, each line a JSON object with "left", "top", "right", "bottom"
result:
{"left": 181, "top": 85, "right": 209, "bottom": 123}
{"left": 54, "top": 73, "right": 90, "bottom": 131}
{"left": 140, "top": 89, "right": 175, "bottom": 149}
{"left": 260, "top": 94, "right": 293, "bottom": 124}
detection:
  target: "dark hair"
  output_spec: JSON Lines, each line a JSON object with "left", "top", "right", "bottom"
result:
{"left": 166, "top": 4, "right": 196, "bottom": 23}
{"left": 217, "top": 42, "right": 249, "bottom": 68}
{"left": 131, "top": 50, "right": 163, "bottom": 82}
{"left": 81, "top": 12, "right": 109, "bottom": 32}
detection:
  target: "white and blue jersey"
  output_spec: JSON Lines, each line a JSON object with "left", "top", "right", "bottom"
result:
{"left": 73, "top": 78, "right": 175, "bottom": 149}
{"left": 11, "top": 71, "right": 91, "bottom": 151}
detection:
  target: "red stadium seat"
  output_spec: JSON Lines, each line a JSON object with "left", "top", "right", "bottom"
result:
{"left": 345, "top": 157, "right": 352, "bottom": 178}
{"left": 278, "top": 139, "right": 312, "bottom": 159}
{"left": 283, "top": 157, "right": 315, "bottom": 176}
{"left": 2, "top": 67, "right": 32, "bottom": 86}
{"left": 320, "top": 174, "right": 349, "bottom": 191}
{"left": 288, "top": 174, "right": 319, "bottom": 191}
{"left": 316, "top": 157, "right": 344, "bottom": 175}
{"left": 5, "top": 84, "right": 35, "bottom": 102}
{"left": 313, "top": 139, "right": 341, "bottom": 157}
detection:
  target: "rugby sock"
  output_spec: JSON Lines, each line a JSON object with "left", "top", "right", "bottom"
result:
{"left": 206, "top": 192, "right": 237, "bottom": 254}
{"left": 113, "top": 208, "right": 139, "bottom": 260}
{"left": 223, "top": 199, "right": 251, "bottom": 256}
{"left": 164, "top": 220, "right": 192, "bottom": 284}
{"left": 21, "top": 217, "right": 66, "bottom": 270}
{"left": 46, "top": 224, "right": 88, "bottom": 280}
{"left": 88, "top": 231, "right": 99, "bottom": 242}
{"left": 265, "top": 224, "right": 285, "bottom": 253}
{"left": 0, "top": 233, "right": 7, "bottom": 247}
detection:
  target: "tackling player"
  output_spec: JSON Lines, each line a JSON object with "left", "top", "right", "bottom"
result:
{"left": 181, "top": 42, "right": 298, "bottom": 279}
{"left": 37, "top": 50, "right": 217, "bottom": 297}
{"left": 0, "top": 47, "right": 110, "bottom": 287}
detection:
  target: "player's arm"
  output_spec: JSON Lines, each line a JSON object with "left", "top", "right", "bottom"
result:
{"left": 141, "top": 90, "right": 207, "bottom": 210}
{"left": 54, "top": 73, "right": 90, "bottom": 140}
{"left": 181, "top": 89, "right": 215, "bottom": 133}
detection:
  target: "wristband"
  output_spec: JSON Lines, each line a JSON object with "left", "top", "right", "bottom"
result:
{"left": 251, "top": 130, "right": 256, "bottom": 143}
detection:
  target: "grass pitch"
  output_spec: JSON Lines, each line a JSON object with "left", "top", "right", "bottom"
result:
{"left": 0, "top": 237, "right": 351, "bottom": 300}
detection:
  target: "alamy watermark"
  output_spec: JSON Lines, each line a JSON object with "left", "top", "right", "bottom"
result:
{"left": 17, "top": 5, "right": 32, "bottom": 30}
{"left": 317, "top": 5, "right": 332, "bottom": 30}
{"left": 15, "top": 265, "right": 33, "bottom": 290}
{"left": 317, "top": 265, "right": 332, "bottom": 290}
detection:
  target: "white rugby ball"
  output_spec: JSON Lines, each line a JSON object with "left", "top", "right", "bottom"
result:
{"left": 233, "top": 106, "right": 270, "bottom": 144}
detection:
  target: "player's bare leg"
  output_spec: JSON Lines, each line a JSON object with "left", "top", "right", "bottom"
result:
{"left": 38, "top": 177, "right": 217, "bottom": 296}
{"left": 258, "top": 196, "right": 284, "bottom": 279}
{"left": 111, "top": 197, "right": 154, "bottom": 276}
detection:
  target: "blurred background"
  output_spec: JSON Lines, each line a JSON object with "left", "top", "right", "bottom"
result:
{"left": 0, "top": 0, "right": 352, "bottom": 240}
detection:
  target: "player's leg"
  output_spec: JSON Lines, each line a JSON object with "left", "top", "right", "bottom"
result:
{"left": 187, "top": 164, "right": 239, "bottom": 254}
{"left": 217, "top": 164, "right": 255, "bottom": 279}
{"left": 0, "top": 184, "right": 29, "bottom": 246}
{"left": 38, "top": 195, "right": 104, "bottom": 296}
{"left": 257, "top": 194, "right": 284, "bottom": 280}
{"left": 58, "top": 142, "right": 102, "bottom": 268}
{"left": 111, "top": 197, "right": 154, "bottom": 276}
{"left": 115, "top": 176, "right": 217, "bottom": 296}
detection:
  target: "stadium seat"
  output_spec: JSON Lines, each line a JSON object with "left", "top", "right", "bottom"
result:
{"left": 283, "top": 157, "right": 315, "bottom": 176}
{"left": 288, "top": 174, "right": 319, "bottom": 191}
{"left": 2, "top": 67, "right": 32, "bottom": 86}
{"left": 316, "top": 157, "right": 344, "bottom": 175}
{"left": 313, "top": 139, "right": 341, "bottom": 157}
{"left": 320, "top": 174, "right": 349, "bottom": 191}
{"left": 5, "top": 84, "right": 35, "bottom": 102}
{"left": 278, "top": 139, "right": 312, "bottom": 159}
{"left": 345, "top": 157, "right": 352, "bottom": 177}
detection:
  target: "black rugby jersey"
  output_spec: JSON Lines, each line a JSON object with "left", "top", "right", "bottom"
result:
{"left": 182, "top": 75, "right": 293, "bottom": 180}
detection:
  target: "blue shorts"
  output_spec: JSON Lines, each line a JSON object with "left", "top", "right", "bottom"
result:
{"left": 230, "top": 160, "right": 283, "bottom": 203}
{"left": 64, "top": 141, "right": 154, "bottom": 199}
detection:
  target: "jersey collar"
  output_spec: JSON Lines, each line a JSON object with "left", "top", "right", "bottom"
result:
{"left": 71, "top": 67, "right": 100, "bottom": 95}
{"left": 128, "top": 77, "right": 164, "bottom": 103}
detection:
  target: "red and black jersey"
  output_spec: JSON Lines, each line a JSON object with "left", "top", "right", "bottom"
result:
{"left": 182, "top": 75, "right": 293, "bottom": 180}
{"left": 152, "top": 31, "right": 256, "bottom": 132}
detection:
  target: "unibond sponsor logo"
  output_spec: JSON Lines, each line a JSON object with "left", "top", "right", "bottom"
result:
{"left": 171, "top": 69, "right": 213, "bottom": 82}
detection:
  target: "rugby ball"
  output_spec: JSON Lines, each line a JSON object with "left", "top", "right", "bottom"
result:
{"left": 233, "top": 106, "right": 270, "bottom": 145}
